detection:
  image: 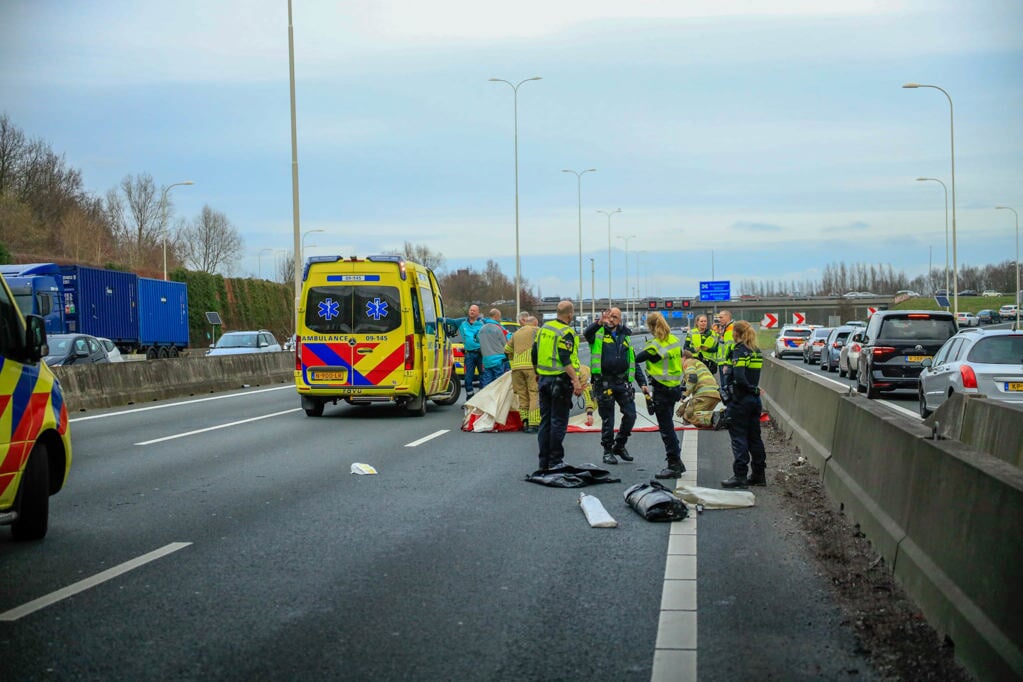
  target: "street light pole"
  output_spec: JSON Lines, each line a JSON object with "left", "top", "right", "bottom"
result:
{"left": 589, "top": 257, "right": 596, "bottom": 320}
{"left": 301, "top": 228, "right": 325, "bottom": 264}
{"left": 916, "top": 177, "right": 950, "bottom": 305}
{"left": 903, "top": 82, "right": 958, "bottom": 317}
{"left": 597, "top": 208, "right": 622, "bottom": 307}
{"left": 562, "top": 168, "right": 596, "bottom": 316}
{"left": 490, "top": 76, "right": 542, "bottom": 320}
{"left": 257, "top": 248, "right": 274, "bottom": 280}
{"left": 160, "top": 180, "right": 194, "bottom": 280}
{"left": 995, "top": 205, "right": 1020, "bottom": 329}
{"left": 617, "top": 234, "right": 636, "bottom": 324}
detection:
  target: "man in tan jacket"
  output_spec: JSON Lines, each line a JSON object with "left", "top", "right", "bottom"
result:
{"left": 505, "top": 315, "right": 540, "bottom": 432}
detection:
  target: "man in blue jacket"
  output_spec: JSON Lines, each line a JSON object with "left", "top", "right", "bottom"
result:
{"left": 442, "top": 304, "right": 485, "bottom": 398}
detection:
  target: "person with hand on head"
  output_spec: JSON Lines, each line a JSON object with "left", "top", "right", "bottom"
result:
{"left": 583, "top": 307, "right": 648, "bottom": 465}
{"left": 720, "top": 320, "right": 767, "bottom": 488}
{"left": 505, "top": 314, "right": 541, "bottom": 432}
{"left": 634, "top": 312, "right": 686, "bottom": 479}
{"left": 441, "top": 304, "right": 485, "bottom": 399}
{"left": 531, "top": 301, "right": 583, "bottom": 472}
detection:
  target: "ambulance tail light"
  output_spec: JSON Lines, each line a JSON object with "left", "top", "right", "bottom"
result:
{"left": 959, "top": 364, "right": 978, "bottom": 390}
{"left": 294, "top": 335, "right": 302, "bottom": 370}
{"left": 404, "top": 334, "right": 416, "bottom": 370}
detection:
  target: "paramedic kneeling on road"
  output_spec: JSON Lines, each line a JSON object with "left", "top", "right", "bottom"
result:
{"left": 634, "top": 312, "right": 685, "bottom": 479}
{"left": 675, "top": 350, "right": 722, "bottom": 428}
{"left": 531, "top": 301, "right": 583, "bottom": 472}
{"left": 720, "top": 320, "right": 767, "bottom": 488}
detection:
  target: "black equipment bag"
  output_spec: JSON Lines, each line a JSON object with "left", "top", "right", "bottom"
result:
{"left": 623, "top": 480, "right": 689, "bottom": 522}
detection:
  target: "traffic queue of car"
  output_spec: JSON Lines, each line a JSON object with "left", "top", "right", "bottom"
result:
{"left": 778, "top": 309, "right": 1022, "bottom": 418}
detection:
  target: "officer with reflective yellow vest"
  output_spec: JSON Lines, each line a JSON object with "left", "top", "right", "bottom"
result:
{"left": 634, "top": 312, "right": 686, "bottom": 479}
{"left": 719, "top": 320, "right": 767, "bottom": 488}
{"left": 583, "top": 307, "right": 648, "bottom": 466}
{"left": 530, "top": 301, "right": 583, "bottom": 472}
{"left": 684, "top": 314, "right": 719, "bottom": 374}
{"left": 714, "top": 310, "right": 735, "bottom": 380}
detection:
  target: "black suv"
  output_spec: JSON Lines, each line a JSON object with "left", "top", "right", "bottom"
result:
{"left": 852, "top": 310, "right": 957, "bottom": 398}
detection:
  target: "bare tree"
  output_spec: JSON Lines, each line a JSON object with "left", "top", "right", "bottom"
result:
{"left": 389, "top": 241, "right": 446, "bottom": 272}
{"left": 105, "top": 173, "right": 164, "bottom": 268}
{"left": 177, "top": 205, "right": 244, "bottom": 274}
{"left": 275, "top": 250, "right": 296, "bottom": 284}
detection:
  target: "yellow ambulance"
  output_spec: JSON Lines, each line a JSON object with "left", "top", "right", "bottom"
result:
{"left": 0, "top": 273, "right": 72, "bottom": 540}
{"left": 294, "top": 255, "right": 460, "bottom": 416}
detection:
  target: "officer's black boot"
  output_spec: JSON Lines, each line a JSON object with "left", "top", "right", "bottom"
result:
{"left": 721, "top": 475, "right": 749, "bottom": 488}
{"left": 602, "top": 446, "right": 618, "bottom": 465}
{"left": 612, "top": 441, "right": 633, "bottom": 461}
{"left": 655, "top": 461, "right": 685, "bottom": 479}
{"left": 747, "top": 470, "right": 767, "bottom": 486}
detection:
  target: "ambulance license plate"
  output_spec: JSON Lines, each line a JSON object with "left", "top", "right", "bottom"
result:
{"left": 906, "top": 355, "right": 928, "bottom": 363}
{"left": 313, "top": 370, "right": 347, "bottom": 381}
{"left": 1007, "top": 382, "right": 1023, "bottom": 392}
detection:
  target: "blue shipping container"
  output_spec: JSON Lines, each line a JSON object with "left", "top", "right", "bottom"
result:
{"left": 60, "top": 266, "right": 139, "bottom": 343}
{"left": 138, "top": 278, "right": 190, "bottom": 348}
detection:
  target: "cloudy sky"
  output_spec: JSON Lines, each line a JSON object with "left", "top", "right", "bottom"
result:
{"left": 2, "top": 0, "right": 1021, "bottom": 302}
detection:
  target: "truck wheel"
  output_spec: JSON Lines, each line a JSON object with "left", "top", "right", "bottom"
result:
{"left": 302, "top": 396, "right": 324, "bottom": 417}
{"left": 431, "top": 376, "right": 461, "bottom": 406}
{"left": 169, "top": 347, "right": 179, "bottom": 358}
{"left": 12, "top": 443, "right": 49, "bottom": 541}
{"left": 146, "top": 347, "right": 158, "bottom": 360}
{"left": 158, "top": 347, "right": 170, "bottom": 359}
{"left": 405, "top": 386, "right": 427, "bottom": 417}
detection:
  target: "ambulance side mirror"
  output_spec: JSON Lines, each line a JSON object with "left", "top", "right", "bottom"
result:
{"left": 23, "top": 314, "right": 48, "bottom": 363}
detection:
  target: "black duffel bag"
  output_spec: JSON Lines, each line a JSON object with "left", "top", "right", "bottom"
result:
{"left": 623, "top": 480, "right": 689, "bottom": 522}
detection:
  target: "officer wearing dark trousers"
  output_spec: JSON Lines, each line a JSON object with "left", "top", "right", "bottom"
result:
{"left": 532, "top": 301, "right": 583, "bottom": 472}
{"left": 634, "top": 312, "right": 686, "bottom": 479}
{"left": 583, "top": 307, "right": 649, "bottom": 465}
{"left": 720, "top": 320, "right": 767, "bottom": 488}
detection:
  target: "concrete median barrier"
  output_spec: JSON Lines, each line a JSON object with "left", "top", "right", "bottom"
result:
{"left": 54, "top": 353, "right": 294, "bottom": 412}
{"left": 761, "top": 358, "right": 1023, "bottom": 680}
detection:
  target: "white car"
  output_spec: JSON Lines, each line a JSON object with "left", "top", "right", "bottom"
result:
{"left": 999, "top": 304, "right": 1019, "bottom": 318}
{"left": 97, "top": 337, "right": 124, "bottom": 362}
{"left": 981, "top": 290, "right": 1000, "bottom": 297}
{"left": 956, "top": 312, "right": 980, "bottom": 328}
{"left": 207, "top": 330, "right": 282, "bottom": 356}
{"left": 774, "top": 325, "right": 812, "bottom": 358}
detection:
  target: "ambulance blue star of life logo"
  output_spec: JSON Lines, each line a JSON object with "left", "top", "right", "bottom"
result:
{"left": 366, "top": 297, "right": 389, "bottom": 320}
{"left": 317, "top": 298, "right": 340, "bottom": 321}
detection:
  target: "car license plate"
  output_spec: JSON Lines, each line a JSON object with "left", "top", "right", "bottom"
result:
{"left": 312, "top": 370, "right": 347, "bottom": 381}
{"left": 1007, "top": 382, "right": 1023, "bottom": 392}
{"left": 906, "top": 355, "right": 929, "bottom": 363}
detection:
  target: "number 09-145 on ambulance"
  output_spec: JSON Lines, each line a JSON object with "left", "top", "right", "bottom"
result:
{"left": 294, "top": 255, "right": 461, "bottom": 417}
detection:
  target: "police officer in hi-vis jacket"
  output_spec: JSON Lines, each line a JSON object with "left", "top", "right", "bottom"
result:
{"left": 635, "top": 312, "right": 686, "bottom": 479}
{"left": 530, "top": 301, "right": 583, "bottom": 472}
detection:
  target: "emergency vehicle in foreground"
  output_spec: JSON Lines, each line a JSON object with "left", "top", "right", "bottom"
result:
{"left": 294, "top": 255, "right": 460, "bottom": 417}
{"left": 0, "top": 273, "right": 72, "bottom": 540}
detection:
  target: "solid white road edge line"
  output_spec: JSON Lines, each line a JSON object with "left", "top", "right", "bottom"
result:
{"left": 71, "top": 384, "right": 295, "bottom": 423}
{"left": 651, "top": 429, "right": 699, "bottom": 682}
{"left": 0, "top": 542, "right": 192, "bottom": 622}
{"left": 405, "top": 430, "right": 449, "bottom": 447}
{"left": 135, "top": 408, "right": 301, "bottom": 445}
{"left": 791, "top": 364, "right": 923, "bottom": 420}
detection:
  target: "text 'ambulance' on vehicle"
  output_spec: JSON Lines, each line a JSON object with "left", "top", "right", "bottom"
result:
{"left": 294, "top": 255, "right": 461, "bottom": 417}
{"left": 0, "top": 273, "right": 72, "bottom": 541}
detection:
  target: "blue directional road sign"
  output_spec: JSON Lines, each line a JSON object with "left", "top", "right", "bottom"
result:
{"left": 699, "top": 280, "right": 731, "bottom": 302}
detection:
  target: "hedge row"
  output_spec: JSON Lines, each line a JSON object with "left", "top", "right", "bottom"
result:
{"left": 171, "top": 269, "right": 294, "bottom": 347}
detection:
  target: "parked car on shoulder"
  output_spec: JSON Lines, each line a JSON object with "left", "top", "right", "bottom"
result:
{"left": 918, "top": 328, "right": 1023, "bottom": 416}
{"left": 977, "top": 309, "right": 1002, "bottom": 325}
{"left": 802, "top": 327, "right": 832, "bottom": 364}
{"left": 207, "top": 330, "right": 282, "bottom": 356}
{"left": 820, "top": 325, "right": 858, "bottom": 373}
{"left": 774, "top": 325, "right": 813, "bottom": 358}
{"left": 956, "top": 311, "right": 979, "bottom": 328}
{"left": 43, "top": 333, "right": 110, "bottom": 367}
{"left": 854, "top": 310, "right": 958, "bottom": 399}
{"left": 97, "top": 337, "right": 124, "bottom": 362}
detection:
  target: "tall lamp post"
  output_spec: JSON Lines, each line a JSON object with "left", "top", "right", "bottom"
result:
{"left": 916, "top": 177, "right": 950, "bottom": 303}
{"left": 598, "top": 208, "right": 622, "bottom": 307}
{"left": 995, "top": 205, "right": 1020, "bottom": 329}
{"left": 302, "top": 228, "right": 325, "bottom": 264}
{"left": 617, "top": 234, "right": 636, "bottom": 324}
{"left": 160, "top": 180, "right": 194, "bottom": 280}
{"left": 257, "top": 248, "right": 274, "bottom": 280}
{"left": 562, "top": 168, "right": 597, "bottom": 315}
{"left": 489, "top": 75, "right": 542, "bottom": 320}
{"left": 903, "top": 82, "right": 958, "bottom": 316}
{"left": 589, "top": 258, "right": 596, "bottom": 320}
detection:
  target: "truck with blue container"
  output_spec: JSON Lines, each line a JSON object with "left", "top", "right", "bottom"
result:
{"left": 0, "top": 263, "right": 190, "bottom": 358}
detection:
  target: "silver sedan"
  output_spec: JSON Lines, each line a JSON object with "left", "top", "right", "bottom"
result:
{"left": 918, "top": 329, "right": 1023, "bottom": 417}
